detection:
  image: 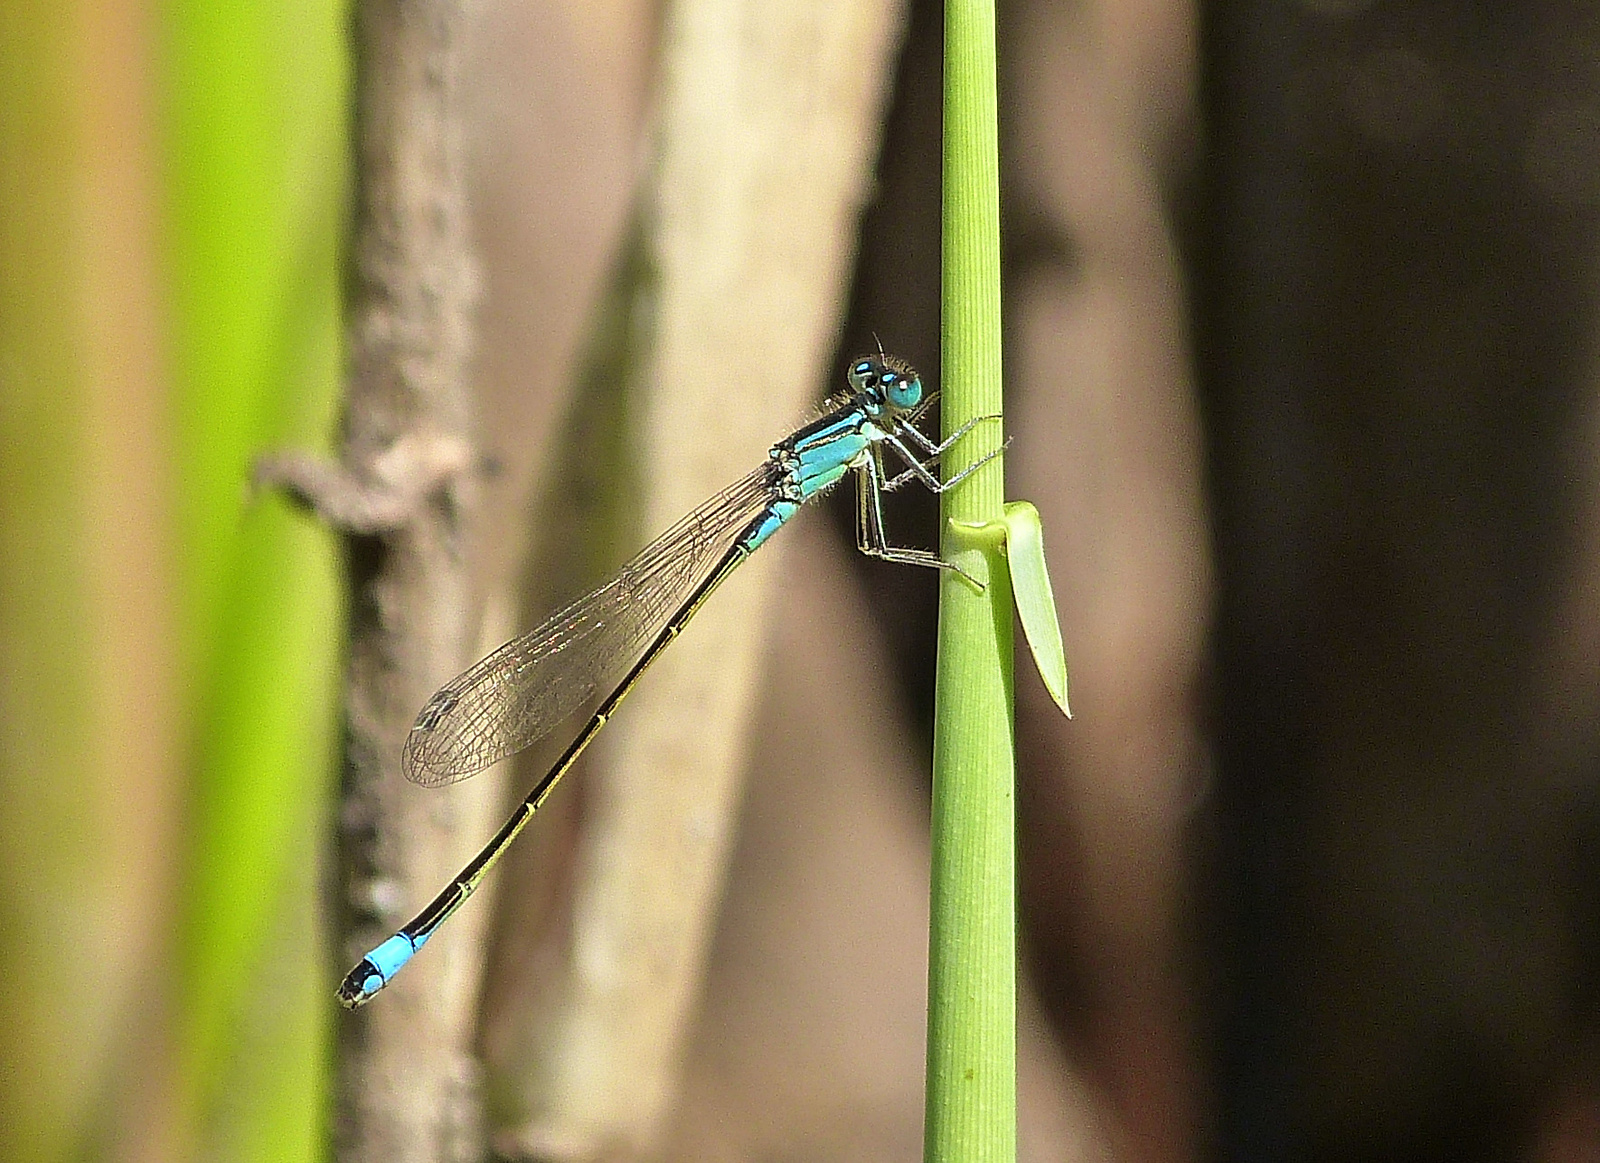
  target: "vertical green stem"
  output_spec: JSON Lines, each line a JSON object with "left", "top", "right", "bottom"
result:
{"left": 926, "top": 0, "right": 1015, "bottom": 1161}
{"left": 167, "top": 3, "right": 348, "bottom": 1157}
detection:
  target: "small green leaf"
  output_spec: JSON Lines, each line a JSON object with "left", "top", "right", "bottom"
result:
{"left": 947, "top": 501, "right": 1071, "bottom": 718}
{"left": 1002, "top": 501, "right": 1069, "bottom": 716}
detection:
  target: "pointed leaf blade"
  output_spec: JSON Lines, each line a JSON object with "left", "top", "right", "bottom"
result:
{"left": 1002, "top": 501, "right": 1070, "bottom": 717}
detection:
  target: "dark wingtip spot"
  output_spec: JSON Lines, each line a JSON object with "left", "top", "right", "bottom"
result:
{"left": 414, "top": 689, "right": 460, "bottom": 732}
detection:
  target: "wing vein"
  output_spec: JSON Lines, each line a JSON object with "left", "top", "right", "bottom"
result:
{"left": 401, "top": 462, "right": 777, "bottom": 786}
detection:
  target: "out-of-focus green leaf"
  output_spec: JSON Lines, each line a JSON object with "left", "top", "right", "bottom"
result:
{"left": 164, "top": 0, "right": 348, "bottom": 1158}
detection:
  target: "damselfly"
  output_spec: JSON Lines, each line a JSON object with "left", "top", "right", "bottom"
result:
{"left": 338, "top": 353, "right": 1000, "bottom": 1007}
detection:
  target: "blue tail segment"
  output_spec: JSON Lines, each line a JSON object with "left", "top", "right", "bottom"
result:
{"left": 337, "top": 931, "right": 425, "bottom": 1008}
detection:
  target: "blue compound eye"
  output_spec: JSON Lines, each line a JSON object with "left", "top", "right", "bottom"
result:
{"left": 886, "top": 374, "right": 921, "bottom": 409}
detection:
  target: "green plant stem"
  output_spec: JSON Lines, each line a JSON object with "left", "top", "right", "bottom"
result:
{"left": 926, "top": 0, "right": 1015, "bottom": 1160}
{"left": 168, "top": 2, "right": 347, "bottom": 1157}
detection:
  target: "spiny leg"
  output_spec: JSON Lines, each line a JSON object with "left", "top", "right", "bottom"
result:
{"left": 881, "top": 431, "right": 1010, "bottom": 494}
{"left": 899, "top": 410, "right": 1002, "bottom": 457}
{"left": 881, "top": 445, "right": 1006, "bottom": 494}
{"left": 853, "top": 454, "right": 983, "bottom": 588}
{"left": 885, "top": 410, "right": 1005, "bottom": 491}
{"left": 878, "top": 435, "right": 945, "bottom": 493}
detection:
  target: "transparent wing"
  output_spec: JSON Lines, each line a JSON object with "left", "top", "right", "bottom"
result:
{"left": 402, "top": 463, "right": 778, "bottom": 787}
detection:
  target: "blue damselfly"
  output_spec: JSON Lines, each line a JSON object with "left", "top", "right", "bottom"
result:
{"left": 338, "top": 354, "right": 999, "bottom": 1007}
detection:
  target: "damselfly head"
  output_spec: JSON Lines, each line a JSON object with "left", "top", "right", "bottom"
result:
{"left": 847, "top": 353, "right": 922, "bottom": 413}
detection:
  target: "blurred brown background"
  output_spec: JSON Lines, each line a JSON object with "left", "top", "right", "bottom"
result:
{"left": 452, "top": 0, "right": 1600, "bottom": 1159}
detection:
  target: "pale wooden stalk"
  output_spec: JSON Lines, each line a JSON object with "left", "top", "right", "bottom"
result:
{"left": 495, "top": 0, "right": 911, "bottom": 1156}
{"left": 334, "top": 2, "right": 498, "bottom": 1160}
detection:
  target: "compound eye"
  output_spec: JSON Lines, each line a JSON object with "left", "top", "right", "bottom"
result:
{"left": 887, "top": 375, "right": 921, "bottom": 409}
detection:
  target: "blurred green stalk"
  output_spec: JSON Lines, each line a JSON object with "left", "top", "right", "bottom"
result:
{"left": 0, "top": 2, "right": 348, "bottom": 1160}
{"left": 165, "top": 2, "right": 348, "bottom": 1159}
{"left": 925, "top": 0, "right": 1016, "bottom": 1160}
